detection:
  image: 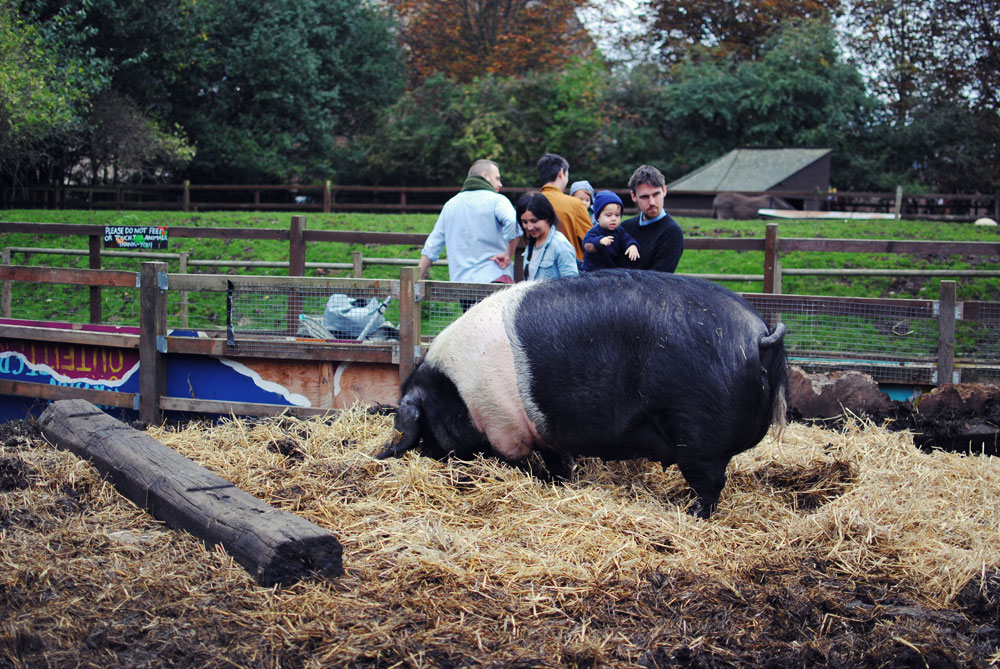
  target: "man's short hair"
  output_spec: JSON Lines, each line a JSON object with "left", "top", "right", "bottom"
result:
{"left": 468, "top": 159, "right": 499, "bottom": 178}
{"left": 628, "top": 165, "right": 666, "bottom": 192}
{"left": 537, "top": 153, "right": 569, "bottom": 185}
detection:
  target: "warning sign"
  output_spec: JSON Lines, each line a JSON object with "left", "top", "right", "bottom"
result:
{"left": 104, "top": 226, "right": 169, "bottom": 250}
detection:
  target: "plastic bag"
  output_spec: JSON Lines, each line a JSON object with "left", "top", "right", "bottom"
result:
{"left": 322, "top": 294, "right": 385, "bottom": 339}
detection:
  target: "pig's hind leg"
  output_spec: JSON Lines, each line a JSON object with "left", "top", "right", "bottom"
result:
{"left": 674, "top": 441, "right": 729, "bottom": 519}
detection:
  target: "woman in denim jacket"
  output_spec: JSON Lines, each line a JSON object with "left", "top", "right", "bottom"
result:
{"left": 516, "top": 192, "right": 580, "bottom": 281}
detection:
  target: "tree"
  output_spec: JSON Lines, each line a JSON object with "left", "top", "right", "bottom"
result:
{"left": 843, "top": 0, "right": 999, "bottom": 119}
{"left": 353, "top": 58, "right": 609, "bottom": 186}
{"left": 172, "top": 0, "right": 405, "bottom": 182}
{"left": 647, "top": 0, "right": 841, "bottom": 63}
{"left": 11, "top": 0, "right": 197, "bottom": 185}
{"left": 388, "top": 0, "right": 594, "bottom": 83}
{"left": 350, "top": 57, "right": 612, "bottom": 187}
{"left": 842, "top": 0, "right": 999, "bottom": 189}
{"left": 0, "top": 0, "right": 94, "bottom": 185}
{"left": 604, "top": 21, "right": 880, "bottom": 188}
{"left": 7, "top": 0, "right": 404, "bottom": 186}
{"left": 71, "top": 91, "right": 194, "bottom": 184}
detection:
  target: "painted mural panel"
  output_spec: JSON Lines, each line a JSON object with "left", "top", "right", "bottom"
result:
{"left": 0, "top": 319, "right": 399, "bottom": 419}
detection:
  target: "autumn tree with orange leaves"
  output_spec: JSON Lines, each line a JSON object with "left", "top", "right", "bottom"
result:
{"left": 388, "top": 0, "right": 594, "bottom": 83}
{"left": 649, "top": 0, "right": 841, "bottom": 63}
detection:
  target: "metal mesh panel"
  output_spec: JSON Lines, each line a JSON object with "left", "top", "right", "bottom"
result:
{"left": 223, "top": 283, "right": 400, "bottom": 355}
{"left": 743, "top": 295, "right": 940, "bottom": 384}
{"left": 2, "top": 282, "right": 141, "bottom": 327}
{"left": 4, "top": 282, "right": 90, "bottom": 323}
{"left": 99, "top": 288, "right": 141, "bottom": 326}
{"left": 167, "top": 289, "right": 228, "bottom": 331}
{"left": 421, "top": 282, "right": 506, "bottom": 338}
{"left": 956, "top": 303, "right": 1000, "bottom": 383}
{"left": 957, "top": 303, "right": 1000, "bottom": 359}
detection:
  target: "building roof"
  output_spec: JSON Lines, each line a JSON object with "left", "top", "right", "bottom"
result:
{"left": 667, "top": 148, "right": 832, "bottom": 191}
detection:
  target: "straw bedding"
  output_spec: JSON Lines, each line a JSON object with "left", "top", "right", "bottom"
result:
{"left": 2, "top": 408, "right": 998, "bottom": 667}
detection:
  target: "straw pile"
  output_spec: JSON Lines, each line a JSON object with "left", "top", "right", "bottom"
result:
{"left": 2, "top": 408, "right": 998, "bottom": 667}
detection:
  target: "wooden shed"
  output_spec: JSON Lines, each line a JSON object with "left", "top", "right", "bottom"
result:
{"left": 666, "top": 148, "right": 832, "bottom": 214}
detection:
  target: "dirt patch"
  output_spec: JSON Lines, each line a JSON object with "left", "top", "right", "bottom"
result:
{"left": 884, "top": 275, "right": 930, "bottom": 297}
{"left": 745, "top": 459, "right": 856, "bottom": 512}
{"left": 790, "top": 373, "right": 1000, "bottom": 457}
{"left": 891, "top": 384, "right": 1000, "bottom": 455}
{"left": 2, "top": 410, "right": 998, "bottom": 667}
{"left": 0, "top": 418, "right": 41, "bottom": 450}
{"left": 0, "top": 457, "right": 35, "bottom": 491}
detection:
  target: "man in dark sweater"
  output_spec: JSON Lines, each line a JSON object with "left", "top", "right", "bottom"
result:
{"left": 618, "top": 165, "right": 684, "bottom": 273}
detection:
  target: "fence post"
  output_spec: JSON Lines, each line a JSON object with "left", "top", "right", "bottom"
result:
{"left": 763, "top": 223, "right": 779, "bottom": 293}
{"left": 398, "top": 267, "right": 420, "bottom": 384}
{"left": 352, "top": 251, "right": 363, "bottom": 278}
{"left": 324, "top": 180, "right": 331, "bottom": 214}
{"left": 89, "top": 235, "right": 102, "bottom": 324}
{"left": 1, "top": 248, "right": 10, "bottom": 318}
{"left": 183, "top": 180, "right": 191, "bottom": 212}
{"left": 287, "top": 216, "right": 307, "bottom": 334}
{"left": 179, "top": 252, "right": 189, "bottom": 328}
{"left": 937, "top": 280, "right": 956, "bottom": 386}
{"left": 514, "top": 239, "right": 525, "bottom": 282}
{"left": 289, "top": 215, "right": 306, "bottom": 277}
{"left": 894, "top": 186, "right": 904, "bottom": 220}
{"left": 139, "top": 261, "right": 168, "bottom": 425}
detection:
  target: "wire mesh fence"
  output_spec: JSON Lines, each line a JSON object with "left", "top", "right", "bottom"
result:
{"left": 214, "top": 281, "right": 400, "bottom": 356}
{"left": 958, "top": 303, "right": 1000, "bottom": 359}
{"left": 955, "top": 302, "right": 1000, "bottom": 383}
{"left": 3, "top": 267, "right": 1000, "bottom": 386}
{"left": 745, "top": 294, "right": 947, "bottom": 384}
{"left": 2, "top": 282, "right": 142, "bottom": 327}
{"left": 420, "top": 281, "right": 507, "bottom": 338}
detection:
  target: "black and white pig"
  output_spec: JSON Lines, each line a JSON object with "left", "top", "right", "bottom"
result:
{"left": 378, "top": 269, "right": 788, "bottom": 518}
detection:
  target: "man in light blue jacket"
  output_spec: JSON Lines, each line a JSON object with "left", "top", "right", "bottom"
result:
{"left": 418, "top": 160, "right": 520, "bottom": 284}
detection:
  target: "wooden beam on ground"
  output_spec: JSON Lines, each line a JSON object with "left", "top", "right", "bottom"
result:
{"left": 38, "top": 399, "right": 343, "bottom": 586}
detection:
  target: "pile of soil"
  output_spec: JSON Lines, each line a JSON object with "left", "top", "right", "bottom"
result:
{"left": 788, "top": 370, "right": 1000, "bottom": 456}
{"left": 2, "top": 408, "right": 998, "bottom": 666}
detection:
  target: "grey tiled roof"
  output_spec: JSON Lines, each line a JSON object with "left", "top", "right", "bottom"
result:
{"left": 668, "top": 148, "right": 832, "bottom": 191}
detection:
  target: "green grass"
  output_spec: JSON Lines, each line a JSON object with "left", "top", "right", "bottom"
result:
{"left": 2, "top": 209, "right": 999, "bottom": 328}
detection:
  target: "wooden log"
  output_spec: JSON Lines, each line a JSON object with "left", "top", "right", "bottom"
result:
{"left": 38, "top": 398, "right": 343, "bottom": 586}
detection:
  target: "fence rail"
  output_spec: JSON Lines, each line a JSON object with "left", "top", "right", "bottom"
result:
{"left": 3, "top": 183, "right": 998, "bottom": 221}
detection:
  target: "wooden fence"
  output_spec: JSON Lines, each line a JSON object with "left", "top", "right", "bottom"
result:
{"left": 4, "top": 183, "right": 998, "bottom": 221}
{"left": 4, "top": 218, "right": 1000, "bottom": 324}
{"left": 0, "top": 260, "right": 998, "bottom": 424}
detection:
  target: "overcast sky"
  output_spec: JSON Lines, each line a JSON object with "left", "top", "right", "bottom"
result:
{"left": 577, "top": 0, "right": 660, "bottom": 65}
